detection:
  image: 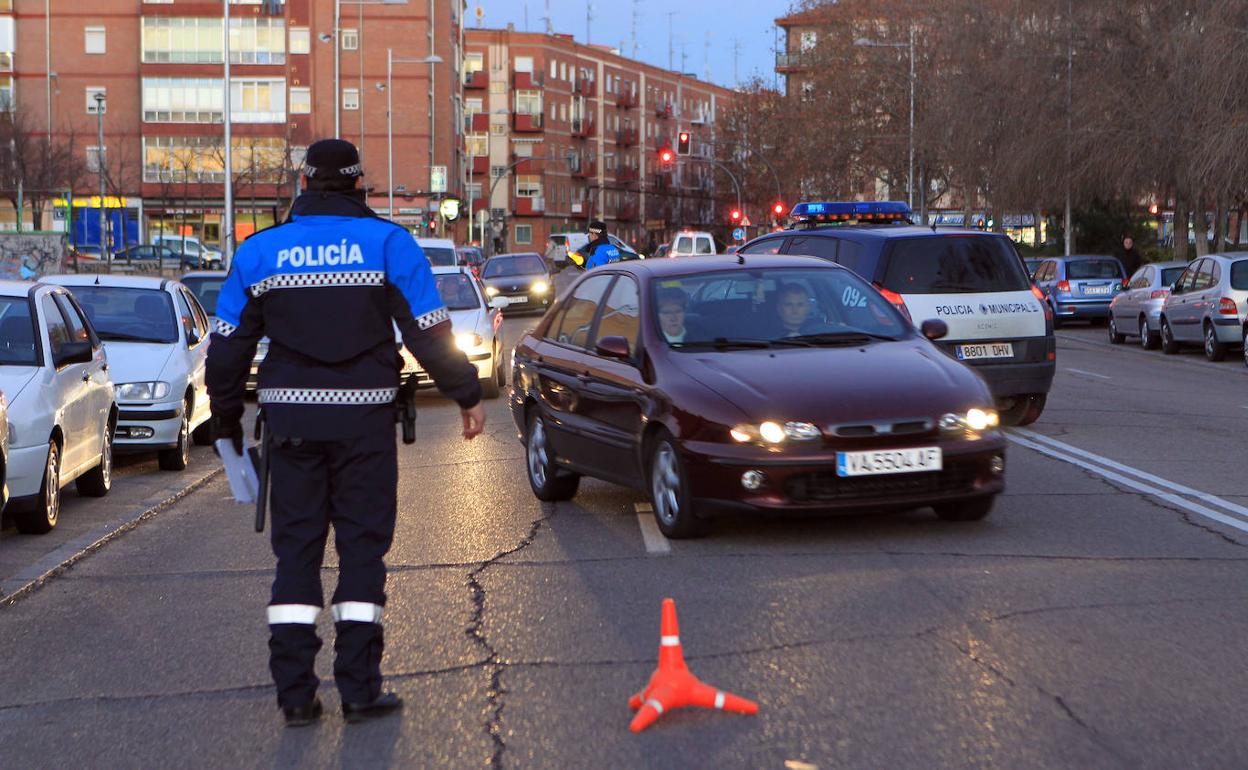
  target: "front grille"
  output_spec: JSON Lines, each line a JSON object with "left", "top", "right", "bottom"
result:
{"left": 785, "top": 461, "right": 981, "bottom": 504}
{"left": 831, "top": 419, "right": 933, "bottom": 438}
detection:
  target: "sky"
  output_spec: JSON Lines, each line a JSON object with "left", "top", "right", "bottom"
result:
{"left": 474, "top": 0, "right": 791, "bottom": 89}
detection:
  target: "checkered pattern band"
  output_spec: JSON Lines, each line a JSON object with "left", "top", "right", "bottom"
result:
{"left": 214, "top": 319, "right": 237, "bottom": 337}
{"left": 257, "top": 387, "right": 399, "bottom": 405}
{"left": 416, "top": 307, "right": 450, "bottom": 329}
{"left": 249, "top": 271, "right": 386, "bottom": 297}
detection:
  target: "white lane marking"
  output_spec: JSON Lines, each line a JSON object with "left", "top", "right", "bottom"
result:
{"left": 1015, "top": 428, "right": 1248, "bottom": 521}
{"left": 634, "top": 502, "right": 672, "bottom": 554}
{"left": 1007, "top": 432, "right": 1248, "bottom": 535}
{"left": 1066, "top": 367, "right": 1111, "bottom": 380}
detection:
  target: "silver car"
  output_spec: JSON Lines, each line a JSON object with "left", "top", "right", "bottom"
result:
{"left": 1108, "top": 260, "right": 1189, "bottom": 349}
{"left": 1158, "top": 253, "right": 1248, "bottom": 361}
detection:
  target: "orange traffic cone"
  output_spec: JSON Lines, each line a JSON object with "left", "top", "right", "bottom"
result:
{"left": 628, "top": 598, "right": 759, "bottom": 733}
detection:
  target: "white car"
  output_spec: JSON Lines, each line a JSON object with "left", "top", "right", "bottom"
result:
{"left": 46, "top": 275, "right": 213, "bottom": 471}
{"left": 180, "top": 270, "right": 267, "bottom": 390}
{"left": 399, "top": 266, "right": 509, "bottom": 398}
{"left": 0, "top": 280, "right": 116, "bottom": 533}
{"left": 417, "top": 237, "right": 460, "bottom": 268}
{"left": 151, "top": 234, "right": 223, "bottom": 269}
{"left": 668, "top": 231, "right": 718, "bottom": 257}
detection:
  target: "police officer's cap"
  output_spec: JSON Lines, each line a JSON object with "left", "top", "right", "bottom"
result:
{"left": 588, "top": 219, "right": 606, "bottom": 233}
{"left": 303, "top": 138, "right": 364, "bottom": 180}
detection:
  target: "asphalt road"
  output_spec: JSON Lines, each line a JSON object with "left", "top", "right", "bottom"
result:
{"left": 3, "top": 282, "right": 1248, "bottom": 769}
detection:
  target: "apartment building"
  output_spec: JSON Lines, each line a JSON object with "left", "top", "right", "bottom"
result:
{"left": 6, "top": 0, "right": 463, "bottom": 250}
{"left": 463, "top": 28, "right": 734, "bottom": 254}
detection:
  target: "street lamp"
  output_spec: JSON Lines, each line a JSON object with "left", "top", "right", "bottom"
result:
{"left": 93, "top": 91, "right": 109, "bottom": 268}
{"left": 854, "top": 27, "right": 916, "bottom": 210}
{"left": 386, "top": 49, "right": 443, "bottom": 217}
{"left": 333, "top": 0, "right": 408, "bottom": 138}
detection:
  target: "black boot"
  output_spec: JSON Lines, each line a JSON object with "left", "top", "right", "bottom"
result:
{"left": 341, "top": 692, "right": 403, "bottom": 724}
{"left": 283, "top": 697, "right": 323, "bottom": 728}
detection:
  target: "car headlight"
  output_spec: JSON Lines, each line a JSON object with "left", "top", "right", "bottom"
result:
{"left": 531, "top": 281, "right": 549, "bottom": 294}
{"left": 940, "top": 408, "right": 1000, "bottom": 433}
{"left": 455, "top": 332, "right": 483, "bottom": 351}
{"left": 115, "top": 381, "right": 172, "bottom": 401}
{"left": 485, "top": 286, "right": 499, "bottom": 297}
{"left": 730, "top": 420, "right": 821, "bottom": 444}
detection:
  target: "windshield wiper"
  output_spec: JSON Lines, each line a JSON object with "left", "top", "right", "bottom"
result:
{"left": 674, "top": 337, "right": 772, "bottom": 350}
{"left": 98, "top": 331, "right": 167, "bottom": 343}
{"left": 777, "top": 331, "right": 897, "bottom": 346}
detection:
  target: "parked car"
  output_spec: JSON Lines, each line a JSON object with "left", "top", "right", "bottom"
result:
{"left": 1023, "top": 257, "right": 1045, "bottom": 278}
{"left": 668, "top": 231, "right": 719, "bottom": 257}
{"left": 511, "top": 256, "right": 1006, "bottom": 537}
{"left": 398, "top": 267, "right": 509, "bottom": 398}
{"left": 457, "top": 245, "right": 486, "bottom": 277}
{"left": 417, "top": 238, "right": 459, "bottom": 268}
{"left": 0, "top": 280, "right": 116, "bottom": 533}
{"left": 116, "top": 244, "right": 199, "bottom": 271}
{"left": 1157, "top": 252, "right": 1248, "bottom": 361}
{"left": 1107, "top": 260, "right": 1190, "bottom": 349}
{"left": 480, "top": 253, "right": 554, "bottom": 313}
{"left": 151, "top": 235, "right": 223, "bottom": 269}
{"left": 47, "top": 275, "right": 213, "bottom": 470}
{"left": 1032, "top": 256, "right": 1127, "bottom": 327}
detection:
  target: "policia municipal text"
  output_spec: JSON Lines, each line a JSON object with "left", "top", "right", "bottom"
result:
{"left": 206, "top": 139, "right": 486, "bottom": 726}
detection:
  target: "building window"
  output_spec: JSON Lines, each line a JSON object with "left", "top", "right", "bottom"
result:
{"left": 341, "top": 28, "right": 358, "bottom": 50}
{"left": 289, "top": 26, "right": 310, "bottom": 55}
{"left": 86, "top": 146, "right": 105, "bottom": 173}
{"left": 560, "top": 62, "right": 567, "bottom": 81}
{"left": 490, "top": 165, "right": 506, "bottom": 178}
{"left": 228, "top": 18, "right": 287, "bottom": 64}
{"left": 465, "top": 51, "right": 484, "bottom": 72}
{"left": 549, "top": 60, "right": 557, "bottom": 80}
{"left": 799, "top": 30, "right": 818, "bottom": 52}
{"left": 514, "top": 55, "right": 533, "bottom": 73}
{"left": 231, "top": 79, "right": 286, "bottom": 122}
{"left": 515, "top": 224, "right": 532, "bottom": 244}
{"left": 85, "top": 26, "right": 106, "bottom": 55}
{"left": 141, "top": 18, "right": 286, "bottom": 64}
{"left": 490, "top": 124, "right": 506, "bottom": 136}
{"left": 466, "top": 133, "right": 487, "bottom": 156}
{"left": 289, "top": 86, "right": 311, "bottom": 114}
{"left": 85, "top": 87, "right": 107, "bottom": 114}
{"left": 143, "top": 136, "right": 292, "bottom": 184}
{"left": 514, "top": 89, "right": 541, "bottom": 115}
{"left": 142, "top": 78, "right": 223, "bottom": 123}
{"left": 489, "top": 81, "right": 505, "bottom": 94}
{"left": 467, "top": 182, "right": 482, "bottom": 199}
{"left": 342, "top": 88, "right": 359, "bottom": 110}
{"left": 515, "top": 174, "right": 541, "bottom": 197}
{"left": 0, "top": 77, "right": 13, "bottom": 112}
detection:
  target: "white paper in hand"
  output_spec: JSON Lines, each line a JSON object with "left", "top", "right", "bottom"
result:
{"left": 216, "top": 438, "right": 260, "bottom": 503}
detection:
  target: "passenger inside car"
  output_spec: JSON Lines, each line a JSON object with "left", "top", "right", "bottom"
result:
{"left": 656, "top": 287, "right": 707, "bottom": 344}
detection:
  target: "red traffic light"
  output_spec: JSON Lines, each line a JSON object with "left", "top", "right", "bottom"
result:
{"left": 729, "top": 208, "right": 742, "bottom": 222}
{"left": 772, "top": 202, "right": 786, "bottom": 216}
{"left": 677, "top": 130, "right": 691, "bottom": 156}
{"left": 658, "top": 147, "right": 674, "bottom": 165}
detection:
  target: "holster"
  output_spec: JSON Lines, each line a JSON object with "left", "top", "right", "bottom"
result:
{"left": 251, "top": 410, "right": 269, "bottom": 533}
{"left": 396, "top": 377, "right": 418, "bottom": 445}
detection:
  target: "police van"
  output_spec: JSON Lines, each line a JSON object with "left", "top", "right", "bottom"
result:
{"left": 738, "top": 201, "right": 1054, "bottom": 425}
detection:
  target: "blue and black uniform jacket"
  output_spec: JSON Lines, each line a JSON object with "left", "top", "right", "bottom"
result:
{"left": 205, "top": 191, "right": 481, "bottom": 441}
{"left": 584, "top": 237, "right": 621, "bottom": 270}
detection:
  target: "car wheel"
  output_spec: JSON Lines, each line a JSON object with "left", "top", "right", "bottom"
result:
{"left": 933, "top": 496, "right": 994, "bottom": 521}
{"left": 998, "top": 393, "right": 1046, "bottom": 427}
{"left": 1049, "top": 302, "right": 1062, "bottom": 329}
{"left": 1160, "top": 319, "right": 1180, "bottom": 354}
{"left": 1140, "top": 316, "right": 1160, "bottom": 350}
{"left": 191, "top": 410, "right": 214, "bottom": 446}
{"left": 1203, "top": 322, "right": 1227, "bottom": 362}
{"left": 1107, "top": 315, "right": 1125, "bottom": 344}
{"left": 495, "top": 345, "right": 507, "bottom": 389}
{"left": 158, "top": 405, "right": 191, "bottom": 471}
{"left": 649, "top": 435, "right": 708, "bottom": 539}
{"left": 525, "top": 411, "right": 579, "bottom": 501}
{"left": 16, "top": 440, "right": 61, "bottom": 535}
{"left": 76, "top": 418, "right": 114, "bottom": 497}
{"left": 480, "top": 345, "right": 502, "bottom": 400}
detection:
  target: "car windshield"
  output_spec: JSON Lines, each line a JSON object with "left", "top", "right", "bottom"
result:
{"left": 423, "top": 246, "right": 457, "bottom": 267}
{"left": 0, "top": 297, "right": 38, "bottom": 365}
{"left": 436, "top": 273, "right": 481, "bottom": 310}
{"left": 1067, "top": 259, "right": 1124, "bottom": 280}
{"left": 654, "top": 267, "right": 909, "bottom": 348}
{"left": 1161, "top": 266, "right": 1187, "bottom": 287}
{"left": 181, "top": 276, "right": 225, "bottom": 315}
{"left": 881, "top": 236, "right": 1031, "bottom": 294}
{"left": 68, "top": 286, "right": 178, "bottom": 343}
{"left": 483, "top": 255, "right": 546, "bottom": 278}
{"left": 1229, "top": 260, "right": 1248, "bottom": 290}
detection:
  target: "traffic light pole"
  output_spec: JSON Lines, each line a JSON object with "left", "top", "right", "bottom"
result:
{"left": 680, "top": 156, "right": 741, "bottom": 223}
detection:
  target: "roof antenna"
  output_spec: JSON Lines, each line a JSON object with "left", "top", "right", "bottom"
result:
{"left": 94, "top": 272, "right": 101, "bottom": 285}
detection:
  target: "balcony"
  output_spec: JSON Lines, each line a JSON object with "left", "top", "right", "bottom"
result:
{"left": 512, "top": 112, "right": 544, "bottom": 133}
{"left": 463, "top": 70, "right": 487, "bottom": 89}
{"left": 514, "top": 196, "right": 545, "bottom": 216}
{"left": 616, "top": 203, "right": 638, "bottom": 221}
{"left": 574, "top": 79, "right": 594, "bottom": 96}
{"left": 615, "top": 167, "right": 639, "bottom": 184}
{"left": 570, "top": 118, "right": 594, "bottom": 138}
{"left": 775, "top": 52, "right": 809, "bottom": 70}
{"left": 615, "top": 90, "right": 637, "bottom": 109}
{"left": 654, "top": 102, "right": 673, "bottom": 119}
{"left": 470, "top": 155, "right": 489, "bottom": 175}
{"left": 469, "top": 112, "right": 490, "bottom": 132}
{"left": 615, "top": 128, "right": 638, "bottom": 147}
{"left": 512, "top": 70, "right": 543, "bottom": 89}
{"left": 572, "top": 161, "right": 597, "bottom": 178}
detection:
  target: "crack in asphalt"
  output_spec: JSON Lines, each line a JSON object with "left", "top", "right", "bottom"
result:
{"left": 464, "top": 501, "right": 557, "bottom": 770}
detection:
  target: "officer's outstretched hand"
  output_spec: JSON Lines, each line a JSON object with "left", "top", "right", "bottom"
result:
{"left": 461, "top": 403, "right": 486, "bottom": 440}
{"left": 211, "top": 416, "right": 244, "bottom": 455}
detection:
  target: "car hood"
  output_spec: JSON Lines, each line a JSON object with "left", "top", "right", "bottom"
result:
{"left": 0, "top": 367, "right": 39, "bottom": 405}
{"left": 667, "top": 340, "right": 990, "bottom": 424}
{"left": 450, "top": 307, "right": 487, "bottom": 335}
{"left": 103, "top": 341, "right": 177, "bottom": 386}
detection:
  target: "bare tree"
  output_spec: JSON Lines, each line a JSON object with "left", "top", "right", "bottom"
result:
{"left": 0, "top": 111, "right": 86, "bottom": 230}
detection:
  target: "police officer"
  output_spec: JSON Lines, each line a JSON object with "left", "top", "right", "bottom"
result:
{"left": 582, "top": 220, "right": 621, "bottom": 269}
{"left": 206, "top": 139, "right": 485, "bottom": 727}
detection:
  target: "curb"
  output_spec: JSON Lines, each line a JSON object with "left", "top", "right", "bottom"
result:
{"left": 0, "top": 467, "right": 224, "bottom": 608}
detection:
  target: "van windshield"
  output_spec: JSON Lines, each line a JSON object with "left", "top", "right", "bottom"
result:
{"left": 881, "top": 236, "right": 1030, "bottom": 294}
{"left": 422, "top": 246, "right": 457, "bottom": 267}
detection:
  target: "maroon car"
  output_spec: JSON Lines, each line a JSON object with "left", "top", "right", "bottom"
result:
{"left": 509, "top": 255, "right": 1007, "bottom": 537}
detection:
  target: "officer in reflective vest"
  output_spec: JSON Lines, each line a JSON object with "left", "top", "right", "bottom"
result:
{"left": 583, "top": 220, "right": 621, "bottom": 269}
{"left": 206, "top": 139, "right": 486, "bottom": 727}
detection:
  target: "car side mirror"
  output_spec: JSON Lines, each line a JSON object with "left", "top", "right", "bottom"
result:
{"left": 488, "top": 296, "right": 511, "bottom": 310}
{"left": 920, "top": 319, "right": 949, "bottom": 341}
{"left": 54, "top": 340, "right": 93, "bottom": 368}
{"left": 595, "top": 335, "right": 632, "bottom": 359}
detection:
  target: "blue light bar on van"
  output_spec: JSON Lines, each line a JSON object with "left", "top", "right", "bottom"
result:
{"left": 790, "top": 201, "right": 912, "bottom": 223}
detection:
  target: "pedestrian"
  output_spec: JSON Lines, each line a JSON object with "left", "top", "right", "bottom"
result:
{"left": 205, "top": 138, "right": 486, "bottom": 728}
{"left": 582, "top": 220, "right": 621, "bottom": 269}
{"left": 1116, "top": 235, "right": 1142, "bottom": 277}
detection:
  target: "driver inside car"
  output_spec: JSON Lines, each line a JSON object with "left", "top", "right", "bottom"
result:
{"left": 772, "top": 283, "right": 833, "bottom": 338}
